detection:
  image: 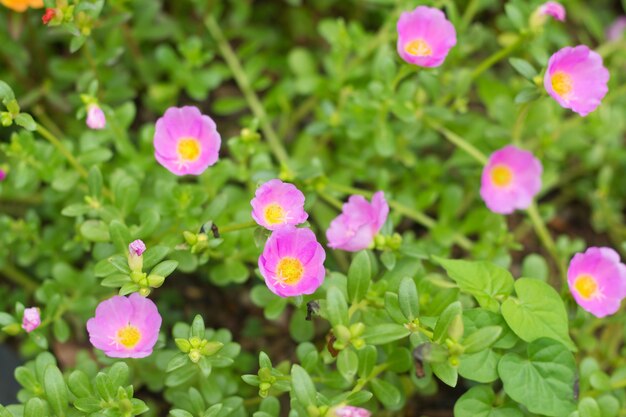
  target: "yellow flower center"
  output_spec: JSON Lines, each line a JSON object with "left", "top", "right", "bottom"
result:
{"left": 264, "top": 203, "right": 285, "bottom": 226}
{"left": 404, "top": 39, "right": 432, "bottom": 57}
{"left": 116, "top": 325, "right": 142, "bottom": 349}
{"left": 551, "top": 71, "right": 573, "bottom": 97}
{"left": 177, "top": 138, "right": 201, "bottom": 162}
{"left": 490, "top": 165, "right": 514, "bottom": 187}
{"left": 276, "top": 257, "right": 304, "bottom": 286}
{"left": 574, "top": 274, "right": 599, "bottom": 300}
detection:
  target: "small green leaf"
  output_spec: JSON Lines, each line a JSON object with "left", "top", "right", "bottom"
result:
{"left": 398, "top": 277, "right": 419, "bottom": 321}
{"left": 463, "top": 326, "right": 502, "bottom": 354}
{"left": 509, "top": 58, "right": 538, "bottom": 80}
{"left": 371, "top": 378, "right": 402, "bottom": 409}
{"left": 15, "top": 113, "right": 36, "bottom": 131}
{"left": 432, "top": 361, "right": 458, "bottom": 387}
{"left": 326, "top": 286, "right": 348, "bottom": 327}
{"left": 24, "top": 398, "right": 46, "bottom": 417}
{"left": 142, "top": 246, "right": 170, "bottom": 270}
{"left": 43, "top": 365, "right": 69, "bottom": 417}
{"left": 150, "top": 260, "right": 178, "bottom": 278}
{"left": 291, "top": 364, "right": 316, "bottom": 407}
{"left": 362, "top": 323, "right": 410, "bottom": 345}
{"left": 337, "top": 349, "right": 358, "bottom": 381}
{"left": 434, "top": 301, "right": 463, "bottom": 343}
{"left": 347, "top": 251, "right": 371, "bottom": 302}
{"left": 87, "top": 166, "right": 103, "bottom": 199}
{"left": 68, "top": 370, "right": 92, "bottom": 398}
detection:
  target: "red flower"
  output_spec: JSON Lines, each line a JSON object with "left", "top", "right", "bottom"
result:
{"left": 42, "top": 8, "right": 55, "bottom": 24}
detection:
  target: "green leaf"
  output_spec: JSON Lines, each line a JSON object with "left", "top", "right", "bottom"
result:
{"left": 109, "top": 220, "right": 131, "bottom": 253}
{"left": 191, "top": 314, "right": 205, "bottom": 338}
{"left": 432, "top": 361, "right": 458, "bottom": 387}
{"left": 362, "top": 323, "right": 410, "bottom": 345}
{"left": 68, "top": 370, "right": 92, "bottom": 398}
{"left": 101, "top": 274, "right": 131, "bottom": 287}
{"left": 347, "top": 251, "right": 371, "bottom": 302}
{"left": 501, "top": 278, "right": 575, "bottom": 350}
{"left": 291, "top": 364, "right": 316, "bottom": 407}
{"left": 53, "top": 319, "right": 70, "bottom": 343}
{"left": 15, "top": 113, "right": 36, "bottom": 131}
{"left": 80, "top": 220, "right": 111, "bottom": 242}
{"left": 579, "top": 397, "right": 601, "bottom": 417}
{"left": 498, "top": 338, "right": 576, "bottom": 416}
{"left": 74, "top": 397, "right": 102, "bottom": 413}
{"left": 454, "top": 385, "right": 523, "bottom": 417}
{"left": 433, "top": 301, "right": 463, "bottom": 343}
{"left": 384, "top": 292, "right": 408, "bottom": 324}
{"left": 371, "top": 379, "right": 402, "bottom": 409}
{"left": 398, "top": 277, "right": 419, "bottom": 321}
{"left": 326, "top": 286, "right": 348, "bottom": 327}
{"left": 509, "top": 58, "right": 537, "bottom": 80}
{"left": 142, "top": 246, "right": 170, "bottom": 270}
{"left": 434, "top": 258, "right": 514, "bottom": 312}
{"left": 459, "top": 348, "right": 501, "bottom": 383}
{"left": 24, "top": 398, "right": 46, "bottom": 417}
{"left": 88, "top": 166, "right": 103, "bottom": 199}
{"left": 463, "top": 326, "right": 502, "bottom": 354}
{"left": 43, "top": 365, "right": 69, "bottom": 417}
{"left": 357, "top": 346, "right": 377, "bottom": 378}
{"left": 15, "top": 367, "right": 39, "bottom": 391}
{"left": 0, "top": 80, "right": 15, "bottom": 102}
{"left": 150, "top": 260, "right": 178, "bottom": 278}
{"left": 337, "top": 349, "right": 358, "bottom": 381}
{"left": 108, "top": 362, "right": 129, "bottom": 387}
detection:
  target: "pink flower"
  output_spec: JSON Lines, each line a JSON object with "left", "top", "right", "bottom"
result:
{"left": 251, "top": 179, "right": 308, "bottom": 230}
{"left": 396, "top": 6, "right": 457, "bottom": 68}
{"left": 0, "top": 169, "right": 6, "bottom": 181}
{"left": 258, "top": 226, "right": 326, "bottom": 298}
{"left": 480, "top": 146, "right": 542, "bottom": 215}
{"left": 153, "top": 106, "right": 221, "bottom": 176}
{"left": 326, "top": 191, "right": 389, "bottom": 252}
{"left": 544, "top": 45, "right": 610, "bottom": 117}
{"left": 129, "top": 239, "right": 146, "bottom": 256}
{"left": 21, "top": 307, "right": 40, "bottom": 333}
{"left": 86, "top": 293, "right": 162, "bottom": 358}
{"left": 334, "top": 406, "right": 371, "bottom": 417}
{"left": 86, "top": 104, "right": 106, "bottom": 130}
{"left": 607, "top": 17, "right": 626, "bottom": 41}
{"left": 567, "top": 247, "right": 626, "bottom": 318}
{"left": 538, "top": 2, "right": 566, "bottom": 21}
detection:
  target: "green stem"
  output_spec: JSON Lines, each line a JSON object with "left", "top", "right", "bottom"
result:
{"left": 318, "top": 190, "right": 344, "bottom": 211}
{"left": 36, "top": 123, "right": 89, "bottom": 179}
{"left": 427, "top": 121, "right": 488, "bottom": 165}
{"left": 471, "top": 36, "right": 525, "bottom": 81}
{"left": 527, "top": 202, "right": 566, "bottom": 284}
{"left": 218, "top": 220, "right": 257, "bottom": 234}
{"left": 460, "top": 0, "right": 481, "bottom": 30}
{"left": 205, "top": 16, "right": 293, "bottom": 176}
{"left": 512, "top": 101, "right": 531, "bottom": 146}
{"left": 350, "top": 363, "right": 389, "bottom": 394}
{"left": 1, "top": 264, "right": 38, "bottom": 293}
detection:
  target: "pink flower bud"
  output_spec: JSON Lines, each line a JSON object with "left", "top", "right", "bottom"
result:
{"left": 22, "top": 307, "right": 41, "bottom": 333}
{"left": 129, "top": 239, "right": 146, "bottom": 257}
{"left": 86, "top": 104, "right": 106, "bottom": 130}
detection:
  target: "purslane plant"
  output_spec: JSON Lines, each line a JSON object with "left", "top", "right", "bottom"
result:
{"left": 1, "top": 0, "right": 626, "bottom": 416}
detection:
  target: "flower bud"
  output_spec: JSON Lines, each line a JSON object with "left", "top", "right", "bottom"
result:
{"left": 42, "top": 8, "right": 56, "bottom": 25}
{"left": 21, "top": 307, "right": 41, "bottom": 333}
{"left": 175, "top": 338, "right": 191, "bottom": 353}
{"left": 86, "top": 104, "right": 106, "bottom": 130}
